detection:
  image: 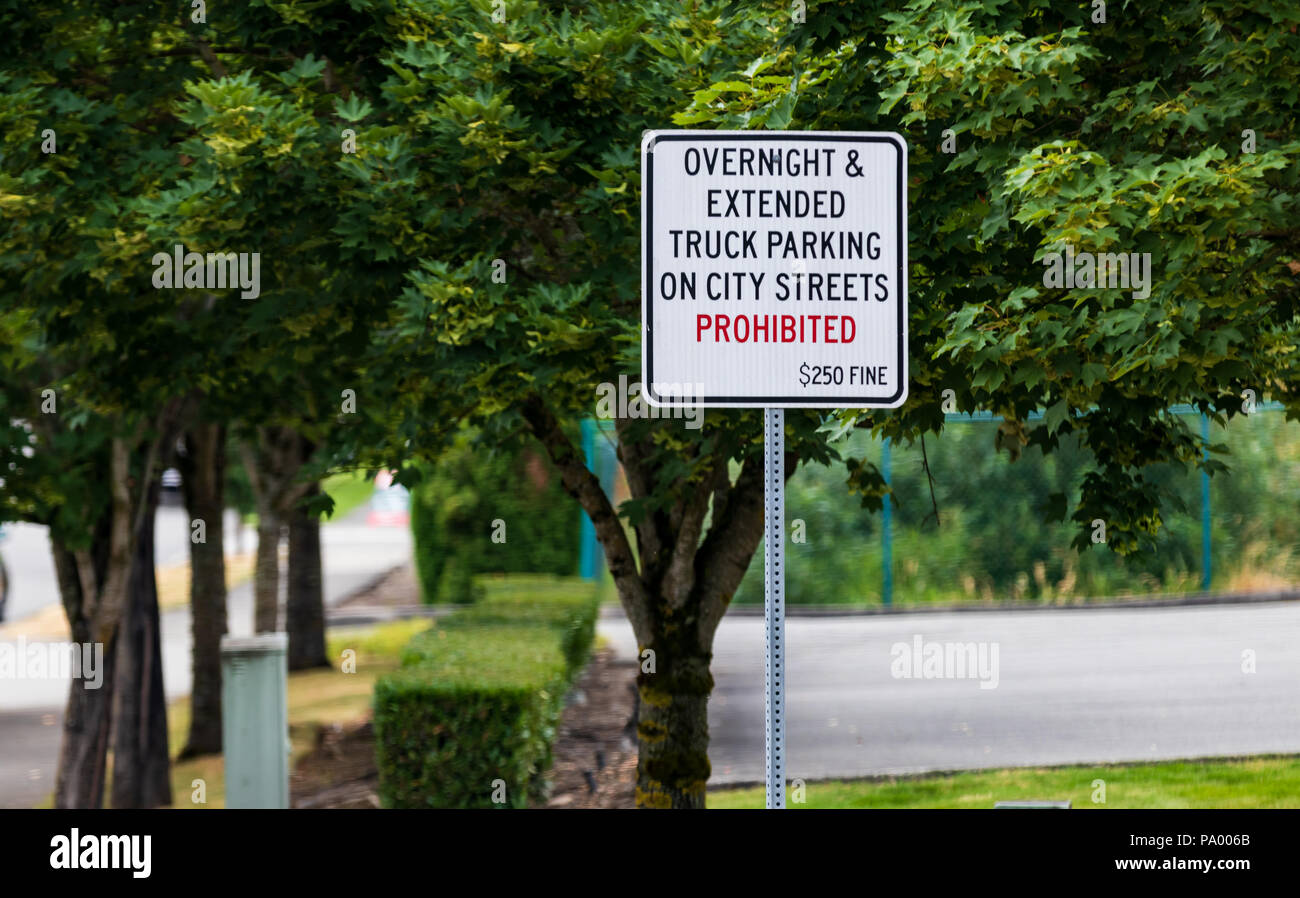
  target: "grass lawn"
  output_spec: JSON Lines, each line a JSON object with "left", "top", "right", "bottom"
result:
{"left": 320, "top": 470, "right": 375, "bottom": 521}
{"left": 708, "top": 756, "right": 1300, "bottom": 809}
{"left": 237, "top": 471, "right": 374, "bottom": 530}
{"left": 163, "top": 618, "right": 428, "bottom": 808}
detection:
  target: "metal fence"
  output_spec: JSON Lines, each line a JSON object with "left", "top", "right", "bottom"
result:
{"left": 577, "top": 405, "right": 1300, "bottom": 607}
{"left": 736, "top": 402, "right": 1299, "bottom": 606}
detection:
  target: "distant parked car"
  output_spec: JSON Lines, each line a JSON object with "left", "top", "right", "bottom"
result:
{"left": 160, "top": 468, "right": 184, "bottom": 507}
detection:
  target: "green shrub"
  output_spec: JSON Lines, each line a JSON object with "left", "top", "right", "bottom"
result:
{"left": 445, "top": 577, "right": 600, "bottom": 677}
{"left": 436, "top": 554, "right": 484, "bottom": 605}
{"left": 376, "top": 625, "right": 567, "bottom": 808}
{"left": 373, "top": 578, "right": 600, "bottom": 808}
{"left": 409, "top": 431, "right": 582, "bottom": 604}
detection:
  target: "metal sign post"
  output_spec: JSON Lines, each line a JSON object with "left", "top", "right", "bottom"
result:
{"left": 764, "top": 407, "right": 785, "bottom": 808}
{"left": 640, "top": 129, "right": 908, "bottom": 810}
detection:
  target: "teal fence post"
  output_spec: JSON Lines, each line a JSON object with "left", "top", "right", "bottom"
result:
{"left": 882, "top": 436, "right": 893, "bottom": 607}
{"left": 1201, "top": 413, "right": 1212, "bottom": 592}
{"left": 579, "top": 418, "right": 599, "bottom": 580}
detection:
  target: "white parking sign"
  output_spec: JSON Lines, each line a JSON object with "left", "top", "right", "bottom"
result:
{"left": 641, "top": 130, "right": 907, "bottom": 408}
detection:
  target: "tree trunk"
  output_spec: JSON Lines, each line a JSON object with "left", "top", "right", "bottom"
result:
{"left": 54, "top": 646, "right": 117, "bottom": 809}
{"left": 634, "top": 644, "right": 713, "bottom": 808}
{"left": 179, "top": 422, "right": 228, "bottom": 758}
{"left": 110, "top": 480, "right": 172, "bottom": 808}
{"left": 287, "top": 482, "right": 328, "bottom": 670}
{"left": 254, "top": 514, "right": 282, "bottom": 633}
{"left": 48, "top": 409, "right": 189, "bottom": 808}
{"left": 51, "top": 542, "right": 116, "bottom": 809}
{"left": 240, "top": 426, "right": 312, "bottom": 634}
{"left": 51, "top": 443, "right": 130, "bottom": 810}
{"left": 520, "top": 394, "right": 771, "bottom": 809}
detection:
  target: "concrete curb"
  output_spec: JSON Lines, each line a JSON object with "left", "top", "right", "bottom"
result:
{"left": 598, "top": 588, "right": 1300, "bottom": 619}
{"left": 327, "top": 604, "right": 452, "bottom": 627}
{"left": 705, "top": 750, "right": 1300, "bottom": 792}
{"left": 324, "top": 563, "right": 403, "bottom": 609}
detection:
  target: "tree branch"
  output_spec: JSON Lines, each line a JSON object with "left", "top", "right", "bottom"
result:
{"left": 693, "top": 454, "right": 768, "bottom": 651}
{"left": 181, "top": 20, "right": 229, "bottom": 79}
{"left": 661, "top": 456, "right": 718, "bottom": 609}
{"left": 613, "top": 416, "right": 668, "bottom": 578}
{"left": 92, "top": 437, "right": 135, "bottom": 644}
{"left": 920, "top": 433, "right": 941, "bottom": 528}
{"left": 521, "top": 394, "right": 650, "bottom": 644}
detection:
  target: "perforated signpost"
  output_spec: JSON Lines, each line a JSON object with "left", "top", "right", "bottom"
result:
{"left": 641, "top": 130, "right": 908, "bottom": 808}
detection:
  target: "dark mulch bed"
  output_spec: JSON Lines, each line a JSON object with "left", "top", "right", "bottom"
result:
{"left": 542, "top": 649, "right": 638, "bottom": 809}
{"left": 291, "top": 720, "right": 381, "bottom": 809}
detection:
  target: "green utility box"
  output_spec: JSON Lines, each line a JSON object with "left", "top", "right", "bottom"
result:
{"left": 221, "top": 633, "right": 289, "bottom": 809}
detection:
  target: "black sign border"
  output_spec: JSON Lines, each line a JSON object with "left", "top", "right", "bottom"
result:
{"left": 643, "top": 131, "right": 907, "bottom": 408}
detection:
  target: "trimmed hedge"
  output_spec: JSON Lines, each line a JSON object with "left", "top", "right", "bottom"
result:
{"left": 444, "top": 578, "right": 600, "bottom": 675}
{"left": 374, "top": 578, "right": 600, "bottom": 808}
{"left": 409, "top": 432, "right": 581, "bottom": 604}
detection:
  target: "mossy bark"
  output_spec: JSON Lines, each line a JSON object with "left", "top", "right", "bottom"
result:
{"left": 634, "top": 649, "right": 712, "bottom": 809}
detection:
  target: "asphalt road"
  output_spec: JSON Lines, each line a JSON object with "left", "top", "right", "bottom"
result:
{"left": 0, "top": 505, "right": 246, "bottom": 624}
{"left": 598, "top": 599, "right": 1300, "bottom": 785}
